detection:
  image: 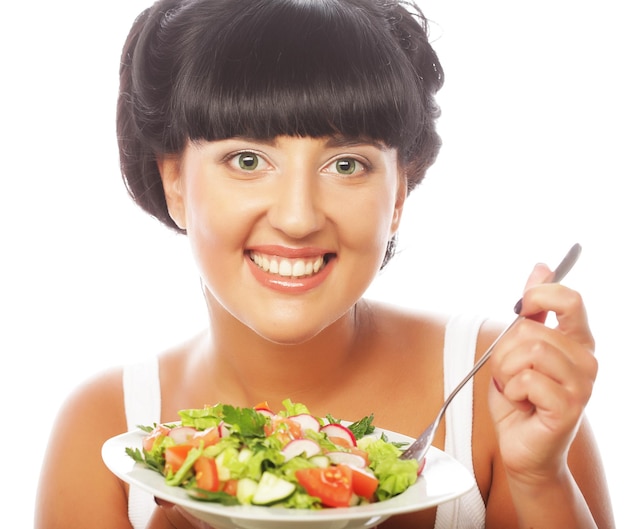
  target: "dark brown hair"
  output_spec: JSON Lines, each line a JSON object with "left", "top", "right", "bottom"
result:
{"left": 117, "top": 0, "right": 444, "bottom": 264}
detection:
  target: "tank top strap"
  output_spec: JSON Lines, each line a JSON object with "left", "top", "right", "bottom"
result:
{"left": 434, "top": 314, "right": 487, "bottom": 529}
{"left": 123, "top": 356, "right": 161, "bottom": 529}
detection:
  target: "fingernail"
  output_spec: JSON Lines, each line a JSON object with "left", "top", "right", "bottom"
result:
{"left": 493, "top": 377, "right": 503, "bottom": 393}
{"left": 513, "top": 298, "right": 522, "bottom": 314}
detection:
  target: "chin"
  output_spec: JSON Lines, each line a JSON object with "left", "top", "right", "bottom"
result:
{"left": 254, "top": 326, "right": 327, "bottom": 346}
{"left": 249, "top": 310, "right": 350, "bottom": 347}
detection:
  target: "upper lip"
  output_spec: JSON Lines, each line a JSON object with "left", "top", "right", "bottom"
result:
{"left": 246, "top": 245, "right": 335, "bottom": 259}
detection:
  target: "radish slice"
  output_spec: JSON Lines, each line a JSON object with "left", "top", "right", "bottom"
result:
{"left": 281, "top": 439, "right": 322, "bottom": 461}
{"left": 288, "top": 414, "right": 321, "bottom": 433}
{"left": 254, "top": 408, "right": 275, "bottom": 419}
{"left": 326, "top": 451, "right": 367, "bottom": 468}
{"left": 417, "top": 457, "right": 426, "bottom": 476}
{"left": 167, "top": 426, "right": 197, "bottom": 444}
{"left": 320, "top": 423, "right": 356, "bottom": 446}
{"left": 218, "top": 422, "right": 230, "bottom": 438}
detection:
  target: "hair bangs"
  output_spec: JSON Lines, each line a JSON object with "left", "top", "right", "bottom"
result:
{"left": 171, "top": 0, "right": 424, "bottom": 150}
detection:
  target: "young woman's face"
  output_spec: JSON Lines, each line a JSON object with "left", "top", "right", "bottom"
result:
{"left": 160, "top": 135, "right": 406, "bottom": 344}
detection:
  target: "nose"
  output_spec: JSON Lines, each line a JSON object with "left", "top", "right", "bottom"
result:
{"left": 267, "top": 171, "right": 325, "bottom": 239}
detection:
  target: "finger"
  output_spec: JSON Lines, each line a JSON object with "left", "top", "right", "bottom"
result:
{"left": 523, "top": 263, "right": 553, "bottom": 290}
{"left": 154, "top": 498, "right": 214, "bottom": 528}
{"left": 492, "top": 319, "right": 597, "bottom": 390}
{"left": 154, "top": 497, "right": 174, "bottom": 509}
{"left": 502, "top": 368, "right": 588, "bottom": 432}
{"left": 496, "top": 333, "right": 573, "bottom": 385}
{"left": 504, "top": 319, "right": 594, "bottom": 375}
{"left": 515, "top": 263, "right": 553, "bottom": 322}
{"left": 517, "top": 284, "right": 595, "bottom": 352}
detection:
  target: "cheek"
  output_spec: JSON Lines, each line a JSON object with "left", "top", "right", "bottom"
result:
{"left": 183, "top": 184, "right": 249, "bottom": 279}
{"left": 336, "top": 190, "right": 398, "bottom": 256}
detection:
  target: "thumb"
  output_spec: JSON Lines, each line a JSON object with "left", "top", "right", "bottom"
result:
{"left": 514, "top": 263, "right": 553, "bottom": 322}
{"left": 524, "top": 262, "right": 553, "bottom": 290}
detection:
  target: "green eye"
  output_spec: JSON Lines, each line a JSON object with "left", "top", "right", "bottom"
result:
{"left": 238, "top": 153, "right": 259, "bottom": 171}
{"left": 335, "top": 158, "right": 357, "bottom": 175}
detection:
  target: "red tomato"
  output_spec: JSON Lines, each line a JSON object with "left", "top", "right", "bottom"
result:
{"left": 295, "top": 465, "right": 353, "bottom": 507}
{"left": 264, "top": 416, "right": 302, "bottom": 445}
{"left": 327, "top": 436, "right": 352, "bottom": 449}
{"left": 193, "top": 457, "right": 220, "bottom": 492}
{"left": 254, "top": 401, "right": 271, "bottom": 411}
{"left": 164, "top": 444, "right": 193, "bottom": 474}
{"left": 142, "top": 424, "right": 170, "bottom": 452}
{"left": 350, "top": 466, "right": 379, "bottom": 501}
{"left": 221, "top": 478, "right": 239, "bottom": 496}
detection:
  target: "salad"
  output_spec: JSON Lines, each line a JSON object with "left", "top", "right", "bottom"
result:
{"left": 126, "top": 399, "right": 422, "bottom": 509}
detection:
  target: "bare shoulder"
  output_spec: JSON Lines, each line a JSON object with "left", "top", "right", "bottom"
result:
{"left": 44, "top": 367, "right": 129, "bottom": 445}
{"left": 35, "top": 367, "right": 132, "bottom": 528}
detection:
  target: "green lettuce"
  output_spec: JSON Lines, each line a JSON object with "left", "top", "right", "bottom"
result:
{"left": 357, "top": 437, "right": 418, "bottom": 500}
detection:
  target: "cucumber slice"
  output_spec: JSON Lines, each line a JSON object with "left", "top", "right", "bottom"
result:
{"left": 309, "top": 455, "right": 330, "bottom": 468}
{"left": 251, "top": 472, "right": 296, "bottom": 505}
{"left": 215, "top": 451, "right": 231, "bottom": 481}
{"left": 236, "top": 477, "right": 259, "bottom": 504}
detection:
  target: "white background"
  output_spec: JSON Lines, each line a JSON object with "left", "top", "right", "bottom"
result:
{"left": 1, "top": 1, "right": 623, "bottom": 527}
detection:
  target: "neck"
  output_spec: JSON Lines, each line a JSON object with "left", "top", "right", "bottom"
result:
{"left": 202, "top": 294, "right": 367, "bottom": 409}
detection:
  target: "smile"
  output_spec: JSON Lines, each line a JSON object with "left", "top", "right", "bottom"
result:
{"left": 248, "top": 251, "right": 330, "bottom": 278}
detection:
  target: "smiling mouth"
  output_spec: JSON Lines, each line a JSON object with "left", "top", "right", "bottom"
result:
{"left": 248, "top": 251, "right": 333, "bottom": 278}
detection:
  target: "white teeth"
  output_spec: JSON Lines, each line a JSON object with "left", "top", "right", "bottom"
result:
{"left": 292, "top": 260, "right": 306, "bottom": 277}
{"left": 250, "top": 252, "right": 326, "bottom": 278}
{"left": 279, "top": 260, "right": 292, "bottom": 276}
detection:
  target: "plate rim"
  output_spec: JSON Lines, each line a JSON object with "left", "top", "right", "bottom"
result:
{"left": 102, "top": 425, "right": 474, "bottom": 524}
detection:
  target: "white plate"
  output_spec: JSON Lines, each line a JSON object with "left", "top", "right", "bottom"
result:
{"left": 102, "top": 427, "right": 474, "bottom": 529}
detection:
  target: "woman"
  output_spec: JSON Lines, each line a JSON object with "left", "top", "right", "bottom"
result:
{"left": 35, "top": 0, "right": 614, "bottom": 527}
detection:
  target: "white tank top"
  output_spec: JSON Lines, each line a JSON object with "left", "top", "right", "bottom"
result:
{"left": 123, "top": 355, "right": 161, "bottom": 529}
{"left": 123, "top": 314, "right": 486, "bottom": 528}
{"left": 434, "top": 314, "right": 486, "bottom": 529}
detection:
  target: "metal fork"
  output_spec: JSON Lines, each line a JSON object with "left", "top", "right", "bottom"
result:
{"left": 399, "top": 243, "right": 582, "bottom": 462}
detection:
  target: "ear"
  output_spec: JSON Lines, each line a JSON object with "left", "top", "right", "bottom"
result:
{"left": 157, "top": 155, "right": 187, "bottom": 230}
{"left": 390, "top": 171, "right": 408, "bottom": 235}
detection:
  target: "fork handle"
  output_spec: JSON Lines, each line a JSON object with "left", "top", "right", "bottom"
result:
{"left": 438, "top": 243, "right": 582, "bottom": 422}
{"left": 437, "top": 316, "right": 521, "bottom": 421}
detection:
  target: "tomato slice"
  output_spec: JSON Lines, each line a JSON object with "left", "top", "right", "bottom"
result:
{"left": 350, "top": 466, "right": 379, "bottom": 501}
{"left": 264, "top": 416, "right": 303, "bottom": 446}
{"left": 327, "top": 436, "right": 353, "bottom": 449}
{"left": 221, "top": 478, "right": 239, "bottom": 496}
{"left": 164, "top": 444, "right": 193, "bottom": 474}
{"left": 295, "top": 465, "right": 353, "bottom": 507}
{"left": 194, "top": 456, "right": 220, "bottom": 492}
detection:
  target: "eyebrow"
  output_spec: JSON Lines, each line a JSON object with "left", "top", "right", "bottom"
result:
{"left": 324, "top": 135, "right": 387, "bottom": 151}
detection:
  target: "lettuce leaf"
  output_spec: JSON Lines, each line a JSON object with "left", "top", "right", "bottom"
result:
{"left": 222, "top": 405, "right": 267, "bottom": 437}
{"left": 178, "top": 405, "right": 223, "bottom": 430}
{"left": 357, "top": 437, "right": 418, "bottom": 500}
{"left": 280, "top": 399, "right": 310, "bottom": 417}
